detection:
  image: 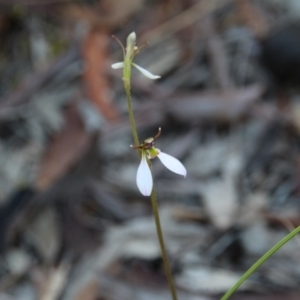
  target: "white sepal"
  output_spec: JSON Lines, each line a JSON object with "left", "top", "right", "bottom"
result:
{"left": 136, "top": 152, "right": 153, "bottom": 196}
{"left": 157, "top": 152, "right": 187, "bottom": 177}
{"left": 132, "top": 63, "right": 161, "bottom": 79}
{"left": 111, "top": 62, "right": 124, "bottom": 69}
{"left": 127, "top": 32, "right": 136, "bottom": 48}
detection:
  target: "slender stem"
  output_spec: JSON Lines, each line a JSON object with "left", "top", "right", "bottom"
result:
{"left": 150, "top": 188, "right": 178, "bottom": 300}
{"left": 125, "top": 85, "right": 140, "bottom": 147}
{"left": 221, "top": 225, "right": 300, "bottom": 300}
{"left": 123, "top": 61, "right": 139, "bottom": 147}
{"left": 123, "top": 59, "right": 178, "bottom": 300}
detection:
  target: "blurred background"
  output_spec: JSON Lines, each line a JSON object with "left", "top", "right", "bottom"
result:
{"left": 1, "top": 0, "right": 300, "bottom": 299}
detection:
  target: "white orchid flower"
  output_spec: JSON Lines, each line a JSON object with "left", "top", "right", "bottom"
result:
{"left": 131, "top": 128, "right": 187, "bottom": 196}
{"left": 111, "top": 32, "right": 161, "bottom": 80}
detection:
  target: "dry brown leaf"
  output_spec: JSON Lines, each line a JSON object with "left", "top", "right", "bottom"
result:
{"left": 72, "top": 277, "right": 98, "bottom": 300}
{"left": 202, "top": 178, "right": 238, "bottom": 230}
{"left": 92, "top": 205, "right": 207, "bottom": 271}
{"left": 290, "top": 101, "right": 300, "bottom": 134}
{"left": 167, "top": 85, "right": 264, "bottom": 123}
{"left": 237, "top": 192, "right": 268, "bottom": 226}
{"left": 140, "top": 0, "right": 230, "bottom": 46}
{"left": 241, "top": 220, "right": 300, "bottom": 258}
{"left": 25, "top": 208, "right": 60, "bottom": 263}
{"left": 176, "top": 267, "right": 251, "bottom": 294}
{"left": 100, "top": 0, "right": 144, "bottom": 26}
{"left": 171, "top": 205, "right": 208, "bottom": 223}
{"left": 202, "top": 154, "right": 241, "bottom": 229}
{"left": 36, "top": 103, "right": 91, "bottom": 190}
{"left": 82, "top": 29, "right": 119, "bottom": 122}
{"left": 40, "top": 264, "right": 71, "bottom": 300}
{"left": 233, "top": 0, "right": 269, "bottom": 38}
{"left": 202, "top": 15, "right": 233, "bottom": 89}
{"left": 62, "top": 0, "right": 144, "bottom": 30}
{"left": 97, "top": 274, "right": 209, "bottom": 300}
{"left": 62, "top": 268, "right": 99, "bottom": 300}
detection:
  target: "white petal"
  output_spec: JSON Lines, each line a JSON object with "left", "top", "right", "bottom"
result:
{"left": 136, "top": 153, "right": 153, "bottom": 196}
{"left": 132, "top": 63, "right": 161, "bottom": 79}
{"left": 111, "top": 62, "right": 124, "bottom": 69}
{"left": 157, "top": 152, "right": 187, "bottom": 177}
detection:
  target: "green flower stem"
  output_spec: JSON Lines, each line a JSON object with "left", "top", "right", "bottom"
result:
{"left": 123, "top": 61, "right": 140, "bottom": 147}
{"left": 123, "top": 62, "right": 178, "bottom": 300}
{"left": 221, "top": 225, "right": 300, "bottom": 300}
{"left": 150, "top": 187, "right": 178, "bottom": 300}
{"left": 125, "top": 86, "right": 140, "bottom": 147}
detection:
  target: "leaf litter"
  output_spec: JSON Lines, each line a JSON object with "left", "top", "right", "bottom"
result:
{"left": 1, "top": 0, "right": 300, "bottom": 299}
